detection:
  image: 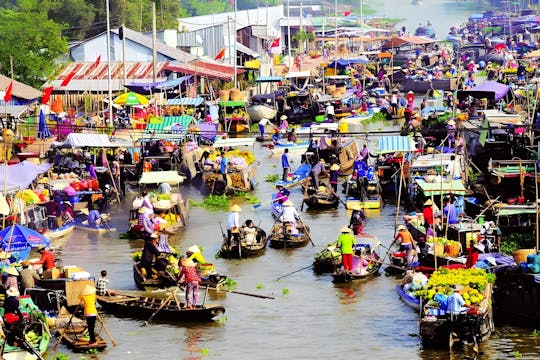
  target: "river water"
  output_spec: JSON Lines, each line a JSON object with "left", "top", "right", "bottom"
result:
{"left": 51, "top": 130, "right": 540, "bottom": 359}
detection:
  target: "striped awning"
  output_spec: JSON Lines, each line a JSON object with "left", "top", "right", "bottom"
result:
{"left": 166, "top": 97, "right": 204, "bottom": 106}
{"left": 377, "top": 136, "right": 416, "bottom": 154}
{"left": 144, "top": 115, "right": 194, "bottom": 134}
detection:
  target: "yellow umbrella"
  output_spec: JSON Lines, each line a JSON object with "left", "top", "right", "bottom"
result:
{"left": 113, "top": 92, "right": 149, "bottom": 106}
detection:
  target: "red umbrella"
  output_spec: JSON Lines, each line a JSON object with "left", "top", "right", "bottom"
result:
{"left": 493, "top": 43, "right": 506, "bottom": 52}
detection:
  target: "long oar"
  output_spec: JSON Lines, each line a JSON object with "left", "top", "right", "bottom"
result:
{"left": 275, "top": 264, "right": 313, "bottom": 281}
{"left": 252, "top": 195, "right": 285, "bottom": 209}
{"left": 96, "top": 312, "right": 117, "bottom": 346}
{"left": 297, "top": 215, "right": 315, "bottom": 247}
{"left": 53, "top": 306, "right": 79, "bottom": 351}
{"left": 143, "top": 292, "right": 174, "bottom": 326}
{"left": 204, "top": 286, "right": 275, "bottom": 299}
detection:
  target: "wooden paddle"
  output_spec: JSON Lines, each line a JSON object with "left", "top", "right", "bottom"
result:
{"left": 96, "top": 312, "right": 117, "bottom": 346}
{"left": 327, "top": 186, "right": 347, "bottom": 207}
{"left": 275, "top": 264, "right": 313, "bottom": 281}
{"left": 54, "top": 305, "right": 79, "bottom": 350}
{"left": 297, "top": 215, "right": 315, "bottom": 247}
{"left": 143, "top": 292, "right": 174, "bottom": 326}
{"left": 204, "top": 286, "right": 275, "bottom": 299}
{"left": 252, "top": 195, "right": 285, "bottom": 209}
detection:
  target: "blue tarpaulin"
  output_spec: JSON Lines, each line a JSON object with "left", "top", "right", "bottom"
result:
{"left": 326, "top": 57, "right": 369, "bottom": 68}
{"left": 166, "top": 97, "right": 204, "bottom": 106}
{"left": 125, "top": 75, "right": 193, "bottom": 95}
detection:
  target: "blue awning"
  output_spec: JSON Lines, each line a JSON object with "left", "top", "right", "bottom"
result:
{"left": 326, "top": 57, "right": 369, "bottom": 68}
{"left": 256, "top": 76, "right": 283, "bottom": 82}
{"left": 376, "top": 136, "right": 416, "bottom": 154}
{"left": 167, "top": 97, "right": 204, "bottom": 106}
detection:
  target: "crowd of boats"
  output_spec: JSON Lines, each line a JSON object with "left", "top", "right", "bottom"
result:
{"left": 3, "top": 7, "right": 540, "bottom": 358}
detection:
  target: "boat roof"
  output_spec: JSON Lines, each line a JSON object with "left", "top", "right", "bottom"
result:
{"left": 139, "top": 171, "right": 185, "bottom": 185}
{"left": 415, "top": 178, "right": 466, "bottom": 196}
{"left": 213, "top": 137, "right": 256, "bottom": 148}
{"left": 376, "top": 136, "right": 416, "bottom": 154}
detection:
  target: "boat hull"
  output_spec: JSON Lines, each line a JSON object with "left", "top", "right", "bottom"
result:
{"left": 217, "top": 227, "right": 268, "bottom": 259}
{"left": 247, "top": 104, "right": 278, "bottom": 122}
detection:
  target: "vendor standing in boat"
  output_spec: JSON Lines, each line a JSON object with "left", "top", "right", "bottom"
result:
{"left": 391, "top": 225, "right": 417, "bottom": 269}
{"left": 141, "top": 233, "right": 161, "bottom": 278}
{"left": 281, "top": 148, "right": 290, "bottom": 182}
{"left": 177, "top": 258, "right": 201, "bottom": 310}
{"left": 279, "top": 200, "right": 300, "bottom": 235}
{"left": 226, "top": 204, "right": 242, "bottom": 248}
{"left": 336, "top": 226, "right": 356, "bottom": 272}
{"left": 79, "top": 285, "right": 98, "bottom": 345}
{"left": 31, "top": 246, "right": 56, "bottom": 277}
{"left": 310, "top": 159, "right": 327, "bottom": 188}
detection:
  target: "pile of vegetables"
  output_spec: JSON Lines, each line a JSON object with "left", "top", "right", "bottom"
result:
{"left": 189, "top": 195, "right": 230, "bottom": 210}
{"left": 414, "top": 268, "right": 495, "bottom": 306}
{"left": 207, "top": 149, "right": 255, "bottom": 166}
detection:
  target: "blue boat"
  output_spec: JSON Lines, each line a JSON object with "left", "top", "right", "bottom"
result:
{"left": 271, "top": 193, "right": 284, "bottom": 219}
{"left": 274, "top": 163, "right": 312, "bottom": 189}
{"left": 395, "top": 284, "right": 421, "bottom": 310}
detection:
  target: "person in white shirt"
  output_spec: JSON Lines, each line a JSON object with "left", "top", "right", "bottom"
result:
{"left": 279, "top": 200, "right": 300, "bottom": 235}
{"left": 258, "top": 118, "right": 273, "bottom": 137}
{"left": 158, "top": 182, "right": 172, "bottom": 195}
{"left": 325, "top": 103, "right": 335, "bottom": 122}
{"left": 226, "top": 204, "right": 242, "bottom": 247}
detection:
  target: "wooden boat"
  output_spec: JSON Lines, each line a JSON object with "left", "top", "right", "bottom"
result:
{"left": 274, "top": 163, "right": 311, "bottom": 190}
{"left": 74, "top": 219, "right": 116, "bottom": 234}
{"left": 246, "top": 103, "right": 278, "bottom": 123}
{"left": 264, "top": 140, "right": 310, "bottom": 155}
{"left": 217, "top": 226, "right": 268, "bottom": 259}
{"left": 267, "top": 220, "right": 311, "bottom": 249}
{"left": 55, "top": 309, "right": 107, "bottom": 353}
{"left": 96, "top": 293, "right": 225, "bottom": 322}
{"left": 133, "top": 262, "right": 227, "bottom": 291}
{"left": 331, "top": 246, "right": 382, "bottom": 283}
{"left": 0, "top": 296, "right": 51, "bottom": 360}
{"left": 419, "top": 284, "right": 494, "bottom": 348}
{"left": 302, "top": 186, "right": 339, "bottom": 210}
{"left": 313, "top": 234, "right": 379, "bottom": 274}
{"left": 400, "top": 78, "right": 456, "bottom": 93}
{"left": 44, "top": 222, "right": 75, "bottom": 239}
{"left": 344, "top": 162, "right": 382, "bottom": 210}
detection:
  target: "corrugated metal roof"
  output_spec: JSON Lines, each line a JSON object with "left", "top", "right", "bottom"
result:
{"left": 165, "top": 62, "right": 232, "bottom": 81}
{"left": 167, "top": 98, "right": 204, "bottom": 106}
{"left": 191, "top": 60, "right": 244, "bottom": 75}
{"left": 0, "top": 74, "right": 42, "bottom": 100}
{"left": 236, "top": 42, "right": 260, "bottom": 58}
{"left": 0, "top": 105, "right": 31, "bottom": 118}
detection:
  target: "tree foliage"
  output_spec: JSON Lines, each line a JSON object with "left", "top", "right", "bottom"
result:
{"left": 0, "top": 0, "right": 68, "bottom": 88}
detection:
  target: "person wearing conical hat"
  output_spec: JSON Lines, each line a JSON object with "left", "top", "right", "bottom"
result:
{"left": 446, "top": 118, "right": 456, "bottom": 147}
{"left": 178, "top": 257, "right": 201, "bottom": 310}
{"left": 186, "top": 245, "right": 206, "bottom": 264}
{"left": 4, "top": 286, "right": 23, "bottom": 324}
{"left": 336, "top": 225, "right": 356, "bottom": 272}
{"left": 140, "top": 233, "right": 161, "bottom": 279}
{"left": 329, "top": 163, "right": 340, "bottom": 192}
{"left": 79, "top": 285, "right": 98, "bottom": 345}
{"left": 392, "top": 224, "right": 416, "bottom": 268}
{"left": 310, "top": 158, "right": 328, "bottom": 188}
{"left": 275, "top": 181, "right": 290, "bottom": 204}
{"left": 226, "top": 204, "right": 242, "bottom": 248}
{"left": 279, "top": 200, "right": 300, "bottom": 235}
{"left": 422, "top": 199, "right": 434, "bottom": 226}
{"left": 3, "top": 267, "right": 19, "bottom": 291}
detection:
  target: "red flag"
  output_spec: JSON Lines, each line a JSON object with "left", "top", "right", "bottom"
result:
{"left": 215, "top": 48, "right": 226, "bottom": 61}
{"left": 270, "top": 38, "right": 280, "bottom": 48}
{"left": 60, "top": 71, "right": 76, "bottom": 87}
{"left": 344, "top": 11, "right": 352, "bottom": 17}
{"left": 41, "top": 86, "right": 54, "bottom": 104}
{"left": 94, "top": 55, "right": 101, "bottom": 67}
{"left": 3, "top": 81, "right": 13, "bottom": 102}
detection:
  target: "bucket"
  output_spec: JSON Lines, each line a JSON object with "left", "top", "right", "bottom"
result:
{"left": 315, "top": 115, "right": 325, "bottom": 122}
{"left": 433, "top": 242, "right": 445, "bottom": 256}
{"left": 444, "top": 242, "right": 461, "bottom": 257}
{"left": 513, "top": 249, "right": 536, "bottom": 264}
{"left": 219, "top": 89, "right": 230, "bottom": 101}
{"left": 338, "top": 122, "right": 348, "bottom": 133}
{"left": 478, "top": 216, "right": 484, "bottom": 225}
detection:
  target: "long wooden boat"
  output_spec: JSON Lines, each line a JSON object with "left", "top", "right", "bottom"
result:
{"left": 133, "top": 262, "right": 227, "bottom": 291}
{"left": 274, "top": 163, "right": 312, "bottom": 191}
{"left": 267, "top": 220, "right": 311, "bottom": 249}
{"left": 74, "top": 219, "right": 116, "bottom": 234}
{"left": 419, "top": 284, "right": 494, "bottom": 348}
{"left": 302, "top": 186, "right": 339, "bottom": 210}
{"left": 96, "top": 293, "right": 225, "bottom": 322}
{"left": 400, "top": 78, "right": 457, "bottom": 93}
{"left": 217, "top": 226, "right": 268, "bottom": 259}
{"left": 313, "top": 234, "right": 379, "bottom": 274}
{"left": 344, "top": 163, "right": 382, "bottom": 210}
{"left": 246, "top": 103, "right": 277, "bottom": 122}
{"left": 331, "top": 249, "right": 382, "bottom": 283}
{"left": 0, "top": 296, "right": 51, "bottom": 360}
{"left": 44, "top": 222, "right": 75, "bottom": 239}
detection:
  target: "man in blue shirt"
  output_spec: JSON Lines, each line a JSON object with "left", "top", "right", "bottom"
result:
{"left": 219, "top": 151, "right": 228, "bottom": 183}
{"left": 281, "top": 148, "right": 290, "bottom": 181}
{"left": 446, "top": 289, "right": 469, "bottom": 315}
{"left": 443, "top": 197, "right": 459, "bottom": 224}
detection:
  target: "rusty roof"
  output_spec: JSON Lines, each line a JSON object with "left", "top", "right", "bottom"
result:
{"left": 0, "top": 74, "right": 42, "bottom": 100}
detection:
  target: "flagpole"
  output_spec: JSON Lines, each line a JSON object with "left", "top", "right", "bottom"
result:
{"left": 287, "top": 0, "right": 292, "bottom": 70}
{"left": 105, "top": 0, "right": 113, "bottom": 126}
{"left": 233, "top": 0, "right": 238, "bottom": 88}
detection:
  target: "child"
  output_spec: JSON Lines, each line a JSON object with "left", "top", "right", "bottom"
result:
{"left": 95, "top": 270, "right": 116, "bottom": 296}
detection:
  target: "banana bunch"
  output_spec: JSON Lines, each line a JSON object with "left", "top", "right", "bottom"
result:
{"left": 230, "top": 173, "right": 245, "bottom": 189}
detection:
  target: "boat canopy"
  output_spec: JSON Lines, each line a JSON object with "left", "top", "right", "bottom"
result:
{"left": 124, "top": 75, "right": 193, "bottom": 95}
{"left": 213, "top": 138, "right": 256, "bottom": 148}
{"left": 415, "top": 178, "right": 467, "bottom": 196}
{"left": 60, "top": 133, "right": 135, "bottom": 148}
{"left": 139, "top": 171, "right": 185, "bottom": 185}
{"left": 256, "top": 76, "right": 283, "bottom": 82}
{"left": 166, "top": 97, "right": 204, "bottom": 106}
{"left": 0, "top": 160, "right": 50, "bottom": 191}
{"left": 376, "top": 136, "right": 416, "bottom": 154}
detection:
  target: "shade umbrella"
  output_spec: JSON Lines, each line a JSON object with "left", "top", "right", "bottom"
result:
{"left": 113, "top": 92, "right": 149, "bottom": 106}
{"left": 0, "top": 224, "right": 51, "bottom": 261}
{"left": 37, "top": 109, "right": 52, "bottom": 139}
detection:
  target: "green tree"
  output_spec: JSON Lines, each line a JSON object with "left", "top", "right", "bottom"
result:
{"left": 292, "top": 29, "right": 315, "bottom": 54}
{"left": 0, "top": 0, "right": 68, "bottom": 88}
{"left": 49, "top": 0, "right": 96, "bottom": 41}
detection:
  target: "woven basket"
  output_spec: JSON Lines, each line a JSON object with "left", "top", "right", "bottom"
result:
{"left": 219, "top": 89, "right": 230, "bottom": 101}
{"left": 433, "top": 242, "right": 445, "bottom": 256}
{"left": 513, "top": 249, "right": 536, "bottom": 264}
{"left": 444, "top": 242, "right": 461, "bottom": 257}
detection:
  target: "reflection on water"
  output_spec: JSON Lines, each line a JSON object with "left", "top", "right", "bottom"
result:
{"left": 48, "top": 132, "right": 540, "bottom": 359}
